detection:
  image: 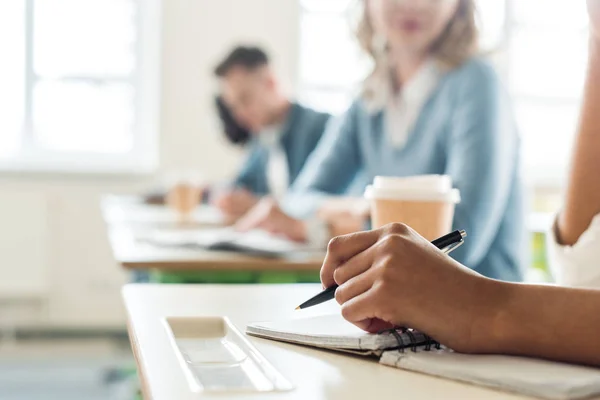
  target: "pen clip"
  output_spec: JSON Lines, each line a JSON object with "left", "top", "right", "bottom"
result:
{"left": 441, "top": 240, "right": 464, "bottom": 255}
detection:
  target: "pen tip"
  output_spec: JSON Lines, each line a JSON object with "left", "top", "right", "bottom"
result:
{"left": 295, "top": 306, "right": 301, "bottom": 310}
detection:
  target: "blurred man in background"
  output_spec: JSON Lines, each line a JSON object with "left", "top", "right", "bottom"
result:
{"left": 212, "top": 46, "right": 331, "bottom": 220}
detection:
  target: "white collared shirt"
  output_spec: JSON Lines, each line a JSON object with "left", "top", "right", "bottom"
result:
{"left": 548, "top": 214, "right": 600, "bottom": 288}
{"left": 258, "top": 126, "right": 289, "bottom": 200}
{"left": 363, "top": 59, "right": 442, "bottom": 149}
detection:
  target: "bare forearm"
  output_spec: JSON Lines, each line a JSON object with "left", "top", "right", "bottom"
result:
{"left": 559, "top": 39, "right": 600, "bottom": 245}
{"left": 490, "top": 282, "right": 600, "bottom": 366}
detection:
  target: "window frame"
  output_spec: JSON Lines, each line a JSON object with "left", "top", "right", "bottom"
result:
{"left": 0, "top": 0, "right": 162, "bottom": 176}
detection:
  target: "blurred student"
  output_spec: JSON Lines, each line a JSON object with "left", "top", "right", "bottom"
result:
{"left": 239, "top": 0, "right": 526, "bottom": 281}
{"left": 212, "top": 46, "right": 331, "bottom": 220}
{"left": 320, "top": 2, "right": 600, "bottom": 366}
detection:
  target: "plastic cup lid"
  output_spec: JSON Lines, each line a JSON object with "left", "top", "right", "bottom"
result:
{"left": 365, "top": 175, "right": 461, "bottom": 203}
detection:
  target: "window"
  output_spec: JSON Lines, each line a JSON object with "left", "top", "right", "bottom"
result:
{"left": 298, "top": 0, "right": 589, "bottom": 186}
{"left": 508, "top": 1, "right": 588, "bottom": 186}
{"left": 0, "top": 0, "right": 161, "bottom": 174}
{"left": 298, "top": 0, "right": 368, "bottom": 114}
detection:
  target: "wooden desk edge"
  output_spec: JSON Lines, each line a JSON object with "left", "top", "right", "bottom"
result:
{"left": 120, "top": 257, "right": 324, "bottom": 272}
{"left": 125, "top": 309, "right": 153, "bottom": 399}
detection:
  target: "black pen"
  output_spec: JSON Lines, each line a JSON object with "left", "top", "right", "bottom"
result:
{"left": 295, "top": 229, "right": 467, "bottom": 310}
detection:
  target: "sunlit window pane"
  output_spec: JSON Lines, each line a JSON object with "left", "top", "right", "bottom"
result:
{"left": 0, "top": 1, "right": 25, "bottom": 157}
{"left": 477, "top": 0, "right": 506, "bottom": 50}
{"left": 0, "top": 0, "right": 151, "bottom": 170}
{"left": 34, "top": 0, "right": 137, "bottom": 77}
{"left": 513, "top": 0, "right": 588, "bottom": 29}
{"left": 33, "top": 81, "right": 135, "bottom": 153}
{"left": 300, "top": 12, "right": 370, "bottom": 88}
{"left": 298, "top": 88, "right": 355, "bottom": 115}
{"left": 516, "top": 100, "right": 579, "bottom": 176}
{"left": 300, "top": 0, "right": 353, "bottom": 13}
{"left": 509, "top": 28, "right": 588, "bottom": 99}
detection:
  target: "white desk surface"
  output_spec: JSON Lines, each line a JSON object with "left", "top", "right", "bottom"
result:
{"left": 101, "top": 195, "right": 225, "bottom": 227}
{"left": 123, "top": 284, "right": 537, "bottom": 400}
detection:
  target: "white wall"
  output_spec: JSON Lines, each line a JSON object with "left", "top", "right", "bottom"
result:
{"left": 0, "top": 0, "right": 300, "bottom": 329}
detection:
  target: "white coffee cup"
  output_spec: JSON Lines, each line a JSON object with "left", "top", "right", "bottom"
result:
{"left": 364, "top": 175, "right": 461, "bottom": 240}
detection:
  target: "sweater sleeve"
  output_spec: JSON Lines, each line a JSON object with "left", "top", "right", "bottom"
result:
{"left": 233, "top": 143, "right": 267, "bottom": 195}
{"left": 281, "top": 103, "right": 364, "bottom": 219}
{"left": 445, "top": 62, "right": 519, "bottom": 269}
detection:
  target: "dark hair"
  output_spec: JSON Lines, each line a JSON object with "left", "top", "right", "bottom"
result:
{"left": 214, "top": 96, "right": 251, "bottom": 145}
{"left": 214, "top": 46, "right": 269, "bottom": 77}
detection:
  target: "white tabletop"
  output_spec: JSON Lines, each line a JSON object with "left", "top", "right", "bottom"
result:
{"left": 123, "top": 284, "right": 535, "bottom": 400}
{"left": 101, "top": 195, "right": 225, "bottom": 227}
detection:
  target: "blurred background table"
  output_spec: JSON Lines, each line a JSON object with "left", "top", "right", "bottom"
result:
{"left": 101, "top": 195, "right": 226, "bottom": 228}
{"left": 102, "top": 195, "right": 324, "bottom": 284}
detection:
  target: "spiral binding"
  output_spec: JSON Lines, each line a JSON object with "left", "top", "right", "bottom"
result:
{"left": 379, "top": 327, "right": 441, "bottom": 353}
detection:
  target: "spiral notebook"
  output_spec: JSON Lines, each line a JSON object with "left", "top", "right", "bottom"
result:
{"left": 246, "top": 315, "right": 600, "bottom": 400}
{"left": 140, "top": 228, "right": 315, "bottom": 258}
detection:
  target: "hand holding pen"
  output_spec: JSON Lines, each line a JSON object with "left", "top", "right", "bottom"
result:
{"left": 297, "top": 228, "right": 466, "bottom": 310}
{"left": 301, "top": 224, "right": 480, "bottom": 341}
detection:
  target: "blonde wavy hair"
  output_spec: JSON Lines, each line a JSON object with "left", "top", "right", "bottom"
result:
{"left": 356, "top": 0, "right": 479, "bottom": 99}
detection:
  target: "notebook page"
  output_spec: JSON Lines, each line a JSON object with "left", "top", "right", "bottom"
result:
{"left": 247, "top": 314, "right": 429, "bottom": 352}
{"left": 380, "top": 350, "right": 600, "bottom": 400}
